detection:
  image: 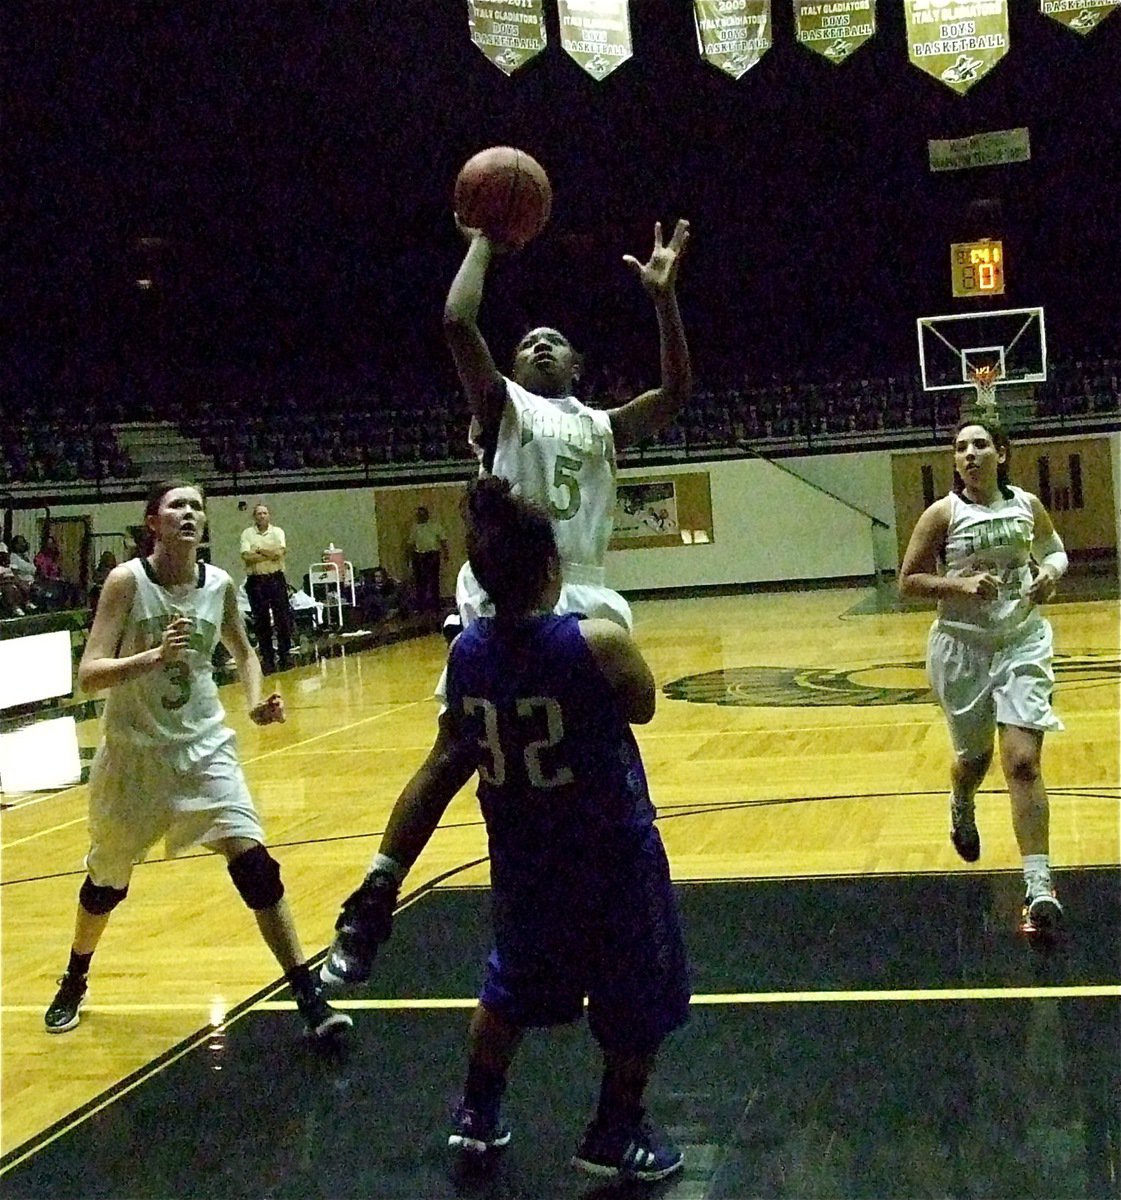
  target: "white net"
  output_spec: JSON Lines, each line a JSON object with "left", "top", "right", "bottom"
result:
{"left": 969, "top": 364, "right": 1001, "bottom": 419}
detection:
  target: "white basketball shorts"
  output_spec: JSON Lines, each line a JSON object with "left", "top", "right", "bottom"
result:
{"left": 86, "top": 732, "right": 264, "bottom": 889}
{"left": 927, "top": 618, "right": 1063, "bottom": 760}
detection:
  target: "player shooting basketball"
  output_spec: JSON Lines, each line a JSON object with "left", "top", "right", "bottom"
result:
{"left": 320, "top": 215, "right": 692, "bottom": 1033}
{"left": 446, "top": 214, "right": 692, "bottom": 631}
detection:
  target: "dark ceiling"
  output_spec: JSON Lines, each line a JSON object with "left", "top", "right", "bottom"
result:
{"left": 9, "top": 0, "right": 1121, "bottom": 408}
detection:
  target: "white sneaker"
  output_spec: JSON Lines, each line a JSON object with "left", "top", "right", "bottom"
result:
{"left": 1021, "top": 886, "right": 1063, "bottom": 933}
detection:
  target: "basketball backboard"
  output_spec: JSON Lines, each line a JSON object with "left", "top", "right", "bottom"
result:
{"left": 916, "top": 306, "right": 1046, "bottom": 393}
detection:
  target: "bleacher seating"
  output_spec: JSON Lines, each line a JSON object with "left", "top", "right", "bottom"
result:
{"left": 2, "top": 353, "right": 1117, "bottom": 490}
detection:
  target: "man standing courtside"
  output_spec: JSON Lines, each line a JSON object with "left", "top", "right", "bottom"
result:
{"left": 408, "top": 505, "right": 448, "bottom": 614}
{"left": 240, "top": 503, "right": 292, "bottom": 674}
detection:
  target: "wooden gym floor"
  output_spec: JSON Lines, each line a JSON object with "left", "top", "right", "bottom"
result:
{"left": 1, "top": 576, "right": 1118, "bottom": 1198}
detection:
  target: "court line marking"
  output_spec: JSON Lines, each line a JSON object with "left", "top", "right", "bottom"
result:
{"left": 250, "top": 984, "right": 1121, "bottom": 1010}
{"left": 0, "top": 700, "right": 426, "bottom": 850}
{"left": 6, "top": 983, "right": 1117, "bottom": 1021}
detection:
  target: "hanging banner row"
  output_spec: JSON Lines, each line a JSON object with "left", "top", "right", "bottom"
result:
{"left": 468, "top": 1, "right": 1119, "bottom": 91}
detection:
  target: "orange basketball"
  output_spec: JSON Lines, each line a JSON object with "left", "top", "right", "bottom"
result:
{"left": 454, "top": 146, "right": 552, "bottom": 247}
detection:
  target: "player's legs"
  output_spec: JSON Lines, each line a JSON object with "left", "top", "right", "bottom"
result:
{"left": 991, "top": 622, "right": 1063, "bottom": 929}
{"left": 217, "top": 836, "right": 302, "bottom": 967}
{"left": 246, "top": 574, "right": 276, "bottom": 672}
{"left": 266, "top": 573, "right": 292, "bottom": 668}
{"left": 448, "top": 896, "right": 589, "bottom": 1157}
{"left": 448, "top": 1002, "right": 521, "bottom": 1154}
{"left": 947, "top": 747, "right": 993, "bottom": 862}
{"left": 999, "top": 725, "right": 1061, "bottom": 929}
{"left": 46, "top": 747, "right": 160, "bottom": 1032}
{"left": 928, "top": 625, "right": 996, "bottom": 862}
{"left": 217, "top": 835, "right": 351, "bottom": 1038}
{"left": 999, "top": 725, "right": 1049, "bottom": 857}
{"left": 572, "top": 1039, "right": 683, "bottom": 1182}
{"left": 575, "top": 830, "right": 689, "bottom": 1181}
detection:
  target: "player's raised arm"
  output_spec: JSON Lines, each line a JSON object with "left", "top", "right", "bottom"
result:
{"left": 607, "top": 219, "right": 692, "bottom": 450}
{"left": 443, "top": 224, "right": 506, "bottom": 433}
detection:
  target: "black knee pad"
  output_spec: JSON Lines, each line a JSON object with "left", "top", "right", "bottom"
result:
{"left": 79, "top": 875, "right": 129, "bottom": 915}
{"left": 228, "top": 844, "right": 285, "bottom": 911}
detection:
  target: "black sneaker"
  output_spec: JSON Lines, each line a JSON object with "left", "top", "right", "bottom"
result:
{"left": 45, "top": 973, "right": 88, "bottom": 1034}
{"left": 448, "top": 1102, "right": 512, "bottom": 1155}
{"left": 295, "top": 984, "right": 353, "bottom": 1039}
{"left": 950, "top": 818, "right": 981, "bottom": 863}
{"left": 949, "top": 796, "right": 980, "bottom": 863}
{"left": 320, "top": 872, "right": 398, "bottom": 987}
{"left": 572, "top": 1118, "right": 684, "bottom": 1182}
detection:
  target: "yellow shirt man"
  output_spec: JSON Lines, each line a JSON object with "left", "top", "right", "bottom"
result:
{"left": 409, "top": 506, "right": 447, "bottom": 613}
{"left": 239, "top": 503, "right": 291, "bottom": 673}
{"left": 240, "top": 511, "right": 286, "bottom": 576}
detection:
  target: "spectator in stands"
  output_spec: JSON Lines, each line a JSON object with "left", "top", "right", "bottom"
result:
{"left": 35, "top": 535, "right": 63, "bottom": 582}
{"left": 362, "top": 566, "right": 404, "bottom": 624}
{"left": 8, "top": 536, "right": 36, "bottom": 586}
{"left": 0, "top": 550, "right": 34, "bottom": 617}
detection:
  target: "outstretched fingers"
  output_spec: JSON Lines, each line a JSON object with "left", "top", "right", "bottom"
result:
{"left": 667, "top": 218, "right": 690, "bottom": 254}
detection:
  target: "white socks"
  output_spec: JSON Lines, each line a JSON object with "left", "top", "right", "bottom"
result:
{"left": 1023, "top": 853, "right": 1051, "bottom": 896}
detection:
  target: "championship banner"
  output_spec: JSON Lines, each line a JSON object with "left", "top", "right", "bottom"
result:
{"left": 794, "top": 0, "right": 876, "bottom": 63}
{"left": 694, "top": 0, "right": 772, "bottom": 79}
{"left": 928, "top": 126, "right": 1030, "bottom": 171}
{"left": 468, "top": 0, "right": 547, "bottom": 75}
{"left": 557, "top": 0, "right": 632, "bottom": 80}
{"left": 904, "top": 0, "right": 1009, "bottom": 95}
{"left": 1040, "top": 0, "right": 1120, "bottom": 34}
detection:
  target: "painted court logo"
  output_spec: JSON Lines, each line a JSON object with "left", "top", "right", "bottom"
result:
{"left": 664, "top": 654, "right": 1119, "bottom": 709}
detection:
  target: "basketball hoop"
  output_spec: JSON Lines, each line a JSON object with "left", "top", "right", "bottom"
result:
{"left": 968, "top": 363, "right": 1001, "bottom": 417}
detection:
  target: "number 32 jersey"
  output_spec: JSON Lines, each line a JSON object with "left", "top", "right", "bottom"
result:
{"left": 101, "top": 557, "right": 232, "bottom": 764}
{"left": 446, "top": 613, "right": 655, "bottom": 889}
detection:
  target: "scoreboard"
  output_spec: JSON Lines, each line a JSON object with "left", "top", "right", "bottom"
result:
{"left": 951, "top": 239, "right": 1005, "bottom": 298}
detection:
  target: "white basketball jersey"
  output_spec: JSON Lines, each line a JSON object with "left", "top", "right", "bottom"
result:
{"left": 101, "top": 557, "right": 231, "bottom": 763}
{"left": 937, "top": 485, "right": 1040, "bottom": 638}
{"left": 476, "top": 377, "right": 618, "bottom": 572}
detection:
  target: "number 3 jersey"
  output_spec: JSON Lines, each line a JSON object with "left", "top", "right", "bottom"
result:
{"left": 446, "top": 612, "right": 656, "bottom": 887}
{"left": 100, "top": 557, "right": 232, "bottom": 765}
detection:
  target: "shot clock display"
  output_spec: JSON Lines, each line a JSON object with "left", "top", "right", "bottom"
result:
{"left": 951, "top": 239, "right": 1005, "bottom": 298}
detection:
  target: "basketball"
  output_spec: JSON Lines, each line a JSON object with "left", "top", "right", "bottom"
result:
{"left": 454, "top": 146, "right": 552, "bottom": 247}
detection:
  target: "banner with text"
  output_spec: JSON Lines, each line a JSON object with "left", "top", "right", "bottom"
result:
{"left": 905, "top": 0, "right": 1009, "bottom": 94}
{"left": 468, "top": 0, "right": 547, "bottom": 75}
{"left": 694, "top": 0, "right": 772, "bottom": 79}
{"left": 558, "top": 0, "right": 633, "bottom": 80}
{"left": 795, "top": 0, "right": 876, "bottom": 62}
{"left": 1040, "top": 0, "right": 1120, "bottom": 34}
{"left": 928, "top": 126, "right": 1030, "bottom": 171}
